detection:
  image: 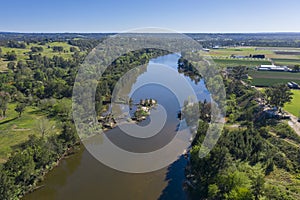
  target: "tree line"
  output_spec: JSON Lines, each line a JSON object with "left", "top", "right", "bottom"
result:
{"left": 179, "top": 61, "right": 299, "bottom": 199}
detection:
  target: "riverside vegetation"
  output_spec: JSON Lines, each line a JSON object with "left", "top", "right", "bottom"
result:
{"left": 178, "top": 59, "right": 300, "bottom": 199}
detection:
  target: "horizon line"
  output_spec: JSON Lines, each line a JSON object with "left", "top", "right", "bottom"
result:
{"left": 1, "top": 31, "right": 300, "bottom": 34}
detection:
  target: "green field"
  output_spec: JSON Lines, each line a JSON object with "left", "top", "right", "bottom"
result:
{"left": 209, "top": 46, "right": 300, "bottom": 68}
{"left": 284, "top": 90, "right": 300, "bottom": 117}
{"left": 248, "top": 70, "right": 300, "bottom": 86}
{"left": 251, "top": 78, "right": 300, "bottom": 87}
{"left": 0, "top": 103, "right": 59, "bottom": 163}
{"left": 209, "top": 47, "right": 273, "bottom": 57}
{"left": 212, "top": 58, "right": 271, "bottom": 68}
{"left": 272, "top": 58, "right": 300, "bottom": 66}
{"left": 0, "top": 41, "right": 79, "bottom": 72}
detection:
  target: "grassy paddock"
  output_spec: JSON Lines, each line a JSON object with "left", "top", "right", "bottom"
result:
{"left": 0, "top": 103, "right": 60, "bottom": 163}
{"left": 272, "top": 58, "right": 300, "bottom": 66}
{"left": 251, "top": 78, "right": 300, "bottom": 87}
{"left": 248, "top": 70, "right": 300, "bottom": 86}
{"left": 209, "top": 47, "right": 272, "bottom": 57}
{"left": 284, "top": 90, "right": 300, "bottom": 117}
{"left": 212, "top": 58, "right": 271, "bottom": 68}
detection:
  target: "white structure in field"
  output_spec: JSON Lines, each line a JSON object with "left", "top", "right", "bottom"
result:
{"left": 258, "top": 65, "right": 292, "bottom": 72}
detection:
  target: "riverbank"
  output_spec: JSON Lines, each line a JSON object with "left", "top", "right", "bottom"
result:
{"left": 23, "top": 143, "right": 82, "bottom": 196}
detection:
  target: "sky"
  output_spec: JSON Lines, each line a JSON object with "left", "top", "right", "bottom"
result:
{"left": 0, "top": 0, "right": 300, "bottom": 33}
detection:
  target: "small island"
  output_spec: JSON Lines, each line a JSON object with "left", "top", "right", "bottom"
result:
{"left": 132, "top": 98, "right": 157, "bottom": 121}
{"left": 99, "top": 98, "right": 157, "bottom": 129}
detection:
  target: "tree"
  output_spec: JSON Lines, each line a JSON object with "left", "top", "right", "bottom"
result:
{"left": 15, "top": 103, "right": 26, "bottom": 117}
{"left": 24, "top": 135, "right": 52, "bottom": 169}
{"left": 52, "top": 98, "right": 71, "bottom": 119}
{"left": 35, "top": 118, "right": 53, "bottom": 138}
{"left": 231, "top": 66, "right": 247, "bottom": 80}
{"left": 7, "top": 40, "right": 26, "bottom": 48}
{"left": 70, "top": 46, "right": 77, "bottom": 52}
{"left": 252, "top": 174, "right": 265, "bottom": 200}
{"left": 294, "top": 65, "right": 300, "bottom": 72}
{"left": 59, "top": 121, "right": 78, "bottom": 146}
{"left": 52, "top": 46, "right": 64, "bottom": 52}
{"left": 0, "top": 47, "right": 2, "bottom": 58}
{"left": 30, "top": 46, "right": 43, "bottom": 53}
{"left": 4, "top": 150, "right": 35, "bottom": 185}
{"left": 265, "top": 84, "right": 292, "bottom": 109}
{"left": 16, "top": 60, "right": 27, "bottom": 70}
{"left": 7, "top": 62, "right": 16, "bottom": 71}
{"left": 208, "top": 184, "right": 220, "bottom": 199}
{"left": 0, "top": 91, "right": 11, "bottom": 118}
{"left": 226, "top": 187, "right": 253, "bottom": 200}
{"left": 218, "top": 169, "right": 253, "bottom": 200}
{"left": 5, "top": 51, "right": 17, "bottom": 61}
{"left": 0, "top": 169, "right": 18, "bottom": 200}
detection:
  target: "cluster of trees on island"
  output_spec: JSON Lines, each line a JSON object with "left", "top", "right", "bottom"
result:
{"left": 133, "top": 99, "right": 157, "bottom": 121}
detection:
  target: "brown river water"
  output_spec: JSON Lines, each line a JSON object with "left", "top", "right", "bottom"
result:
{"left": 23, "top": 54, "right": 209, "bottom": 200}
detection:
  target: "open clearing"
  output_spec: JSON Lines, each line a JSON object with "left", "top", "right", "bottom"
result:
{"left": 0, "top": 41, "right": 79, "bottom": 71}
{"left": 0, "top": 103, "right": 60, "bottom": 163}
{"left": 284, "top": 90, "right": 300, "bottom": 117}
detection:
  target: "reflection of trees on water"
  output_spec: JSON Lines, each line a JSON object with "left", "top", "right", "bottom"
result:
{"left": 177, "top": 51, "right": 225, "bottom": 151}
{"left": 181, "top": 100, "right": 200, "bottom": 138}
{"left": 112, "top": 63, "right": 148, "bottom": 105}
{"left": 99, "top": 63, "right": 148, "bottom": 124}
{"left": 178, "top": 57, "right": 202, "bottom": 85}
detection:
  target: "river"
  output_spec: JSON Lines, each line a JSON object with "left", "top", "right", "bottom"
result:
{"left": 23, "top": 53, "right": 209, "bottom": 200}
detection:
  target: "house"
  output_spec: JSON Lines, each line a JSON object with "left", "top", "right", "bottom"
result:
{"left": 231, "top": 55, "right": 248, "bottom": 59}
{"left": 288, "top": 82, "right": 299, "bottom": 89}
{"left": 258, "top": 65, "right": 292, "bottom": 72}
{"left": 264, "top": 106, "right": 290, "bottom": 119}
{"left": 251, "top": 54, "right": 265, "bottom": 59}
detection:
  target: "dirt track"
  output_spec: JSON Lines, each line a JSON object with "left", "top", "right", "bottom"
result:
{"left": 286, "top": 112, "right": 300, "bottom": 136}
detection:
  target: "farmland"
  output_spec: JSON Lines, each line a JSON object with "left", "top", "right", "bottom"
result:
{"left": 248, "top": 70, "right": 300, "bottom": 86}
{"left": 208, "top": 47, "right": 272, "bottom": 57}
{"left": 212, "top": 58, "right": 271, "bottom": 68}
{"left": 272, "top": 58, "right": 300, "bottom": 66}
{"left": 207, "top": 46, "right": 300, "bottom": 87}
{"left": 208, "top": 46, "right": 300, "bottom": 67}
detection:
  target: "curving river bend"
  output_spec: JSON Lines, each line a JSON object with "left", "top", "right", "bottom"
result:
{"left": 23, "top": 54, "right": 210, "bottom": 200}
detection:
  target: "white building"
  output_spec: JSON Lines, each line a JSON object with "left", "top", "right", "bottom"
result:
{"left": 258, "top": 65, "right": 292, "bottom": 72}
